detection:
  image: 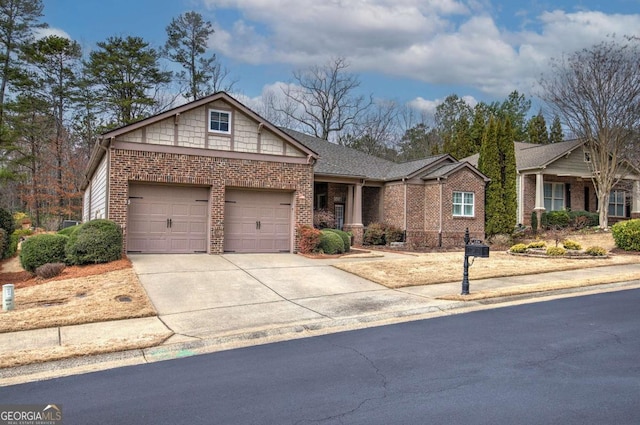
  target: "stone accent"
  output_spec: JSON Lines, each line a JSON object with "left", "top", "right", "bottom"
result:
{"left": 108, "top": 148, "right": 313, "bottom": 254}
{"left": 344, "top": 224, "right": 364, "bottom": 246}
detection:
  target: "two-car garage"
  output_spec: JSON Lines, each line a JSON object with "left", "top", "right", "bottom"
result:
{"left": 127, "top": 184, "right": 293, "bottom": 254}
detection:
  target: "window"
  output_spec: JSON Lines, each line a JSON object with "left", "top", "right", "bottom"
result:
{"left": 209, "top": 109, "right": 231, "bottom": 134}
{"left": 544, "top": 182, "right": 564, "bottom": 211}
{"left": 584, "top": 151, "right": 591, "bottom": 163}
{"left": 453, "top": 191, "right": 474, "bottom": 217}
{"left": 608, "top": 190, "right": 627, "bottom": 217}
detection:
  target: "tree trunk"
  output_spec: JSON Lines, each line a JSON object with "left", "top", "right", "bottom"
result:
{"left": 597, "top": 191, "right": 610, "bottom": 229}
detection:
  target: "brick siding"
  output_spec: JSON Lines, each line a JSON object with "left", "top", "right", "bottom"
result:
{"left": 108, "top": 148, "right": 313, "bottom": 254}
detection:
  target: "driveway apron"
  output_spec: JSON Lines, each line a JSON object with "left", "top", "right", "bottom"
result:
{"left": 129, "top": 253, "right": 441, "bottom": 339}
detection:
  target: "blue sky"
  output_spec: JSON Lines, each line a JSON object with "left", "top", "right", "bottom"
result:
{"left": 42, "top": 0, "right": 640, "bottom": 117}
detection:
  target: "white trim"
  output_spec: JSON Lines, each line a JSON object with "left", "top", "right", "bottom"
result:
{"left": 453, "top": 191, "right": 475, "bottom": 217}
{"left": 208, "top": 109, "right": 232, "bottom": 134}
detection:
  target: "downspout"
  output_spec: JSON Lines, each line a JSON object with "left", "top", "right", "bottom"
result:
{"left": 403, "top": 178, "right": 407, "bottom": 232}
{"left": 438, "top": 177, "right": 443, "bottom": 248}
{"left": 102, "top": 139, "right": 111, "bottom": 220}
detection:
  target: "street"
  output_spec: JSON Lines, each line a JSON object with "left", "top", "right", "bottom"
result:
{"left": 2, "top": 289, "right": 639, "bottom": 424}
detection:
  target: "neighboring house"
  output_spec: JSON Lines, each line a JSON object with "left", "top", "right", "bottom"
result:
{"left": 82, "top": 92, "right": 488, "bottom": 254}
{"left": 465, "top": 139, "right": 640, "bottom": 227}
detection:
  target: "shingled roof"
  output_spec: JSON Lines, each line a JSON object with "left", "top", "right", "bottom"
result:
{"left": 282, "top": 128, "right": 460, "bottom": 181}
{"left": 463, "top": 139, "right": 585, "bottom": 170}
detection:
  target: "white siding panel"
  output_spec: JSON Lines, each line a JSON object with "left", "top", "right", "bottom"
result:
{"left": 89, "top": 156, "right": 108, "bottom": 220}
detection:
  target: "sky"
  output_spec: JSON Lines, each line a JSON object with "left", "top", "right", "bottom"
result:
{"left": 41, "top": 0, "right": 640, "bottom": 118}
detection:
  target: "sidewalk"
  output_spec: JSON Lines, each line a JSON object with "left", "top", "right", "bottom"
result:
{"left": 1, "top": 255, "right": 639, "bottom": 386}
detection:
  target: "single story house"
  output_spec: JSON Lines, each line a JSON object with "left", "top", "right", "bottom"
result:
{"left": 82, "top": 92, "right": 489, "bottom": 254}
{"left": 465, "top": 139, "right": 640, "bottom": 226}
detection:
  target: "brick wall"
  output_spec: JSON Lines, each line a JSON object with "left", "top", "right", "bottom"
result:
{"left": 108, "top": 148, "right": 313, "bottom": 254}
{"left": 383, "top": 183, "right": 404, "bottom": 229}
{"left": 362, "top": 186, "right": 382, "bottom": 225}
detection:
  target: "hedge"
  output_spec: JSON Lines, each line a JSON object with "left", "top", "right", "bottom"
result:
{"left": 318, "top": 230, "right": 345, "bottom": 254}
{"left": 611, "top": 219, "right": 640, "bottom": 251}
{"left": 65, "top": 219, "right": 123, "bottom": 265}
{"left": 20, "top": 234, "right": 69, "bottom": 273}
{"left": 324, "top": 228, "right": 351, "bottom": 252}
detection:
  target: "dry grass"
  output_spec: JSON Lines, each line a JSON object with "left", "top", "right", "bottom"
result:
{"left": 336, "top": 232, "right": 639, "bottom": 289}
{"left": 0, "top": 264, "right": 156, "bottom": 333}
{"left": 0, "top": 334, "right": 171, "bottom": 369}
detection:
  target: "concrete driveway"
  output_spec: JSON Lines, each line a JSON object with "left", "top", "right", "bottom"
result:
{"left": 129, "top": 253, "right": 456, "bottom": 342}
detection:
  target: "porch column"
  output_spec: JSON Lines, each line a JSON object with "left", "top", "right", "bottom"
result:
{"left": 353, "top": 183, "right": 363, "bottom": 226}
{"left": 632, "top": 180, "right": 640, "bottom": 218}
{"left": 345, "top": 185, "right": 354, "bottom": 225}
{"left": 534, "top": 173, "right": 545, "bottom": 210}
{"left": 534, "top": 172, "right": 545, "bottom": 223}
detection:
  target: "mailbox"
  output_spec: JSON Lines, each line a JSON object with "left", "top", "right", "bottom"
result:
{"left": 465, "top": 242, "right": 489, "bottom": 258}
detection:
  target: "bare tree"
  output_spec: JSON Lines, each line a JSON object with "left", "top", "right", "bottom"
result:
{"left": 271, "top": 57, "right": 372, "bottom": 141}
{"left": 540, "top": 36, "right": 640, "bottom": 229}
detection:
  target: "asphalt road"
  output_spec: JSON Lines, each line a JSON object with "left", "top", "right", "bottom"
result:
{"left": 3, "top": 289, "right": 640, "bottom": 424}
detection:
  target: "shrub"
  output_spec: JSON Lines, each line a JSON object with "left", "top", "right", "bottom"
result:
{"left": 297, "top": 225, "right": 322, "bottom": 254}
{"left": 585, "top": 246, "right": 607, "bottom": 256}
{"left": 325, "top": 228, "right": 351, "bottom": 252}
{"left": 527, "top": 241, "right": 546, "bottom": 249}
{"left": 562, "top": 239, "right": 582, "bottom": 250}
{"left": 0, "top": 207, "right": 16, "bottom": 235}
{"left": 568, "top": 210, "right": 599, "bottom": 229}
{"left": 65, "top": 219, "right": 122, "bottom": 265}
{"left": 509, "top": 243, "right": 528, "bottom": 253}
{"left": 313, "top": 209, "right": 335, "bottom": 229}
{"left": 531, "top": 211, "right": 538, "bottom": 235}
{"left": 20, "top": 234, "right": 69, "bottom": 272}
{"left": 385, "top": 225, "right": 404, "bottom": 243}
{"left": 5, "top": 228, "right": 33, "bottom": 259}
{"left": 546, "top": 246, "right": 566, "bottom": 256}
{"left": 611, "top": 219, "right": 640, "bottom": 251}
{"left": 35, "top": 262, "right": 66, "bottom": 279}
{"left": 364, "top": 223, "right": 385, "bottom": 245}
{"left": 540, "top": 212, "right": 548, "bottom": 229}
{"left": 57, "top": 225, "right": 80, "bottom": 237}
{"left": 545, "top": 210, "right": 571, "bottom": 228}
{"left": 0, "top": 228, "right": 7, "bottom": 259}
{"left": 318, "top": 230, "right": 345, "bottom": 254}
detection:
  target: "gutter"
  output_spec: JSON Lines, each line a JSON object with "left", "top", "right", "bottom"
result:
{"left": 438, "top": 177, "right": 443, "bottom": 248}
{"left": 81, "top": 137, "right": 111, "bottom": 191}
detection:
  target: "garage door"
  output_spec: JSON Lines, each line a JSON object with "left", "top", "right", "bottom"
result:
{"left": 128, "top": 184, "right": 209, "bottom": 253}
{"left": 224, "top": 189, "right": 292, "bottom": 253}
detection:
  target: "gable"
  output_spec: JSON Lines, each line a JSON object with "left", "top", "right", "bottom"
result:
{"left": 115, "top": 98, "right": 306, "bottom": 158}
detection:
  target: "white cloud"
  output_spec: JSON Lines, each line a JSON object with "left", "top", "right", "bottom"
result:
{"left": 205, "top": 0, "right": 640, "bottom": 99}
{"left": 409, "top": 94, "right": 477, "bottom": 117}
{"left": 34, "top": 27, "right": 71, "bottom": 40}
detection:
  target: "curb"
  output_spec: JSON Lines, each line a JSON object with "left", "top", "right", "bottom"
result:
{"left": 2, "top": 279, "right": 639, "bottom": 386}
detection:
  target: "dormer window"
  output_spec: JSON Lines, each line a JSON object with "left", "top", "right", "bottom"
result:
{"left": 209, "top": 109, "right": 231, "bottom": 134}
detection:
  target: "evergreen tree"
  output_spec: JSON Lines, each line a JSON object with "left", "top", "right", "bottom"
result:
{"left": 25, "top": 35, "right": 82, "bottom": 217}
{"left": 397, "top": 123, "right": 440, "bottom": 161}
{"left": 164, "top": 11, "right": 234, "bottom": 101}
{"left": 478, "top": 116, "right": 517, "bottom": 236}
{"left": 84, "top": 36, "right": 172, "bottom": 127}
{"left": 435, "top": 94, "right": 472, "bottom": 154}
{"left": 469, "top": 103, "right": 488, "bottom": 154}
{"left": 498, "top": 117, "right": 517, "bottom": 231}
{"left": 0, "top": 0, "right": 45, "bottom": 130}
{"left": 526, "top": 111, "right": 549, "bottom": 144}
{"left": 549, "top": 115, "right": 563, "bottom": 143}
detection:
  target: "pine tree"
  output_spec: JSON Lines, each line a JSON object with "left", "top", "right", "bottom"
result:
{"left": 526, "top": 111, "right": 549, "bottom": 144}
{"left": 549, "top": 115, "right": 563, "bottom": 143}
{"left": 478, "top": 116, "right": 517, "bottom": 237}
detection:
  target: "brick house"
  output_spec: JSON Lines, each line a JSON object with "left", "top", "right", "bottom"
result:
{"left": 82, "top": 92, "right": 488, "bottom": 254}
{"left": 465, "top": 139, "right": 640, "bottom": 227}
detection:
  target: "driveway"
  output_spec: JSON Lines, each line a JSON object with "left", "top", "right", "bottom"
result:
{"left": 129, "top": 253, "right": 457, "bottom": 342}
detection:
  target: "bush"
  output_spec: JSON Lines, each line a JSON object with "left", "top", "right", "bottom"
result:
{"left": 385, "top": 225, "right": 404, "bottom": 243}
{"left": 325, "top": 228, "right": 351, "bottom": 252}
{"left": 531, "top": 211, "right": 538, "bottom": 235}
{"left": 562, "top": 239, "right": 582, "bottom": 250}
{"left": 0, "top": 228, "right": 7, "bottom": 259}
{"left": 313, "top": 209, "right": 335, "bottom": 229}
{"left": 5, "top": 228, "right": 33, "bottom": 259}
{"left": 297, "top": 225, "right": 322, "bottom": 254}
{"left": 509, "top": 243, "right": 528, "bottom": 253}
{"left": 65, "top": 219, "right": 122, "bottom": 265}
{"left": 544, "top": 210, "right": 571, "bottom": 228}
{"left": 546, "top": 246, "right": 566, "bottom": 256}
{"left": 35, "top": 262, "right": 66, "bottom": 279}
{"left": 0, "top": 207, "right": 16, "bottom": 235}
{"left": 585, "top": 246, "right": 607, "bottom": 256}
{"left": 611, "top": 219, "right": 640, "bottom": 251}
{"left": 57, "top": 225, "right": 80, "bottom": 237}
{"left": 20, "top": 234, "right": 69, "bottom": 272}
{"left": 568, "top": 210, "right": 598, "bottom": 228}
{"left": 318, "top": 230, "right": 345, "bottom": 254}
{"left": 527, "top": 241, "right": 546, "bottom": 249}
{"left": 364, "top": 223, "right": 385, "bottom": 245}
